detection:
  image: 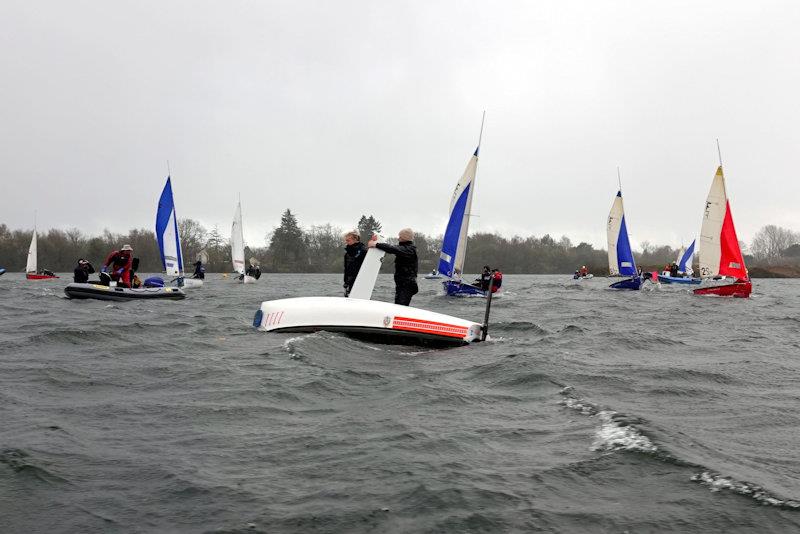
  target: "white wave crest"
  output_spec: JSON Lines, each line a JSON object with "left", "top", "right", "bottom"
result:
{"left": 691, "top": 471, "right": 800, "bottom": 508}
{"left": 591, "top": 411, "right": 657, "bottom": 453}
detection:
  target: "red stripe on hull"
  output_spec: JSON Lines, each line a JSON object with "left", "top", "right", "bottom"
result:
{"left": 392, "top": 316, "right": 468, "bottom": 339}
{"left": 693, "top": 280, "right": 751, "bottom": 298}
{"left": 26, "top": 273, "right": 59, "bottom": 280}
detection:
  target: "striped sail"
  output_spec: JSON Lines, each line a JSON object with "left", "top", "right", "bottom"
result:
{"left": 437, "top": 147, "right": 479, "bottom": 279}
{"left": 231, "top": 201, "right": 246, "bottom": 275}
{"left": 607, "top": 191, "right": 637, "bottom": 276}
{"left": 155, "top": 177, "right": 184, "bottom": 277}
{"left": 26, "top": 229, "right": 37, "bottom": 273}
{"left": 697, "top": 166, "right": 747, "bottom": 279}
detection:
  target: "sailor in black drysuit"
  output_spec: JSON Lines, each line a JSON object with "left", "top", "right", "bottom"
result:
{"left": 192, "top": 260, "right": 205, "bottom": 279}
{"left": 246, "top": 264, "right": 262, "bottom": 280}
{"left": 343, "top": 231, "right": 367, "bottom": 297}
{"left": 369, "top": 228, "right": 418, "bottom": 306}
{"left": 73, "top": 259, "right": 95, "bottom": 283}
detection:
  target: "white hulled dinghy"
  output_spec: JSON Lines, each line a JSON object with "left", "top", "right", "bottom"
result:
{"left": 156, "top": 176, "right": 203, "bottom": 289}
{"left": 253, "top": 247, "right": 489, "bottom": 347}
{"left": 231, "top": 200, "right": 257, "bottom": 283}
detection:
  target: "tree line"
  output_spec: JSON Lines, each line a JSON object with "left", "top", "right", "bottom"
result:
{"left": 1, "top": 212, "right": 798, "bottom": 274}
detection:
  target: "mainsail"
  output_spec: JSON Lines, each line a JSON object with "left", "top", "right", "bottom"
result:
{"left": 26, "top": 229, "right": 37, "bottom": 273}
{"left": 231, "top": 201, "right": 246, "bottom": 275}
{"left": 155, "top": 177, "right": 184, "bottom": 277}
{"left": 606, "top": 191, "right": 637, "bottom": 276}
{"left": 437, "top": 147, "right": 479, "bottom": 279}
{"left": 697, "top": 166, "right": 747, "bottom": 279}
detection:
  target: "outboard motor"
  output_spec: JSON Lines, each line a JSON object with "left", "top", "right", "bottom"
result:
{"left": 144, "top": 276, "right": 165, "bottom": 288}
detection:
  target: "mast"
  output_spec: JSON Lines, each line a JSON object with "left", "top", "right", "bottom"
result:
{"left": 457, "top": 111, "right": 485, "bottom": 276}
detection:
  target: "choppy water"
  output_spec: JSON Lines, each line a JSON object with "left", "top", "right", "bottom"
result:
{"left": 1, "top": 273, "right": 800, "bottom": 533}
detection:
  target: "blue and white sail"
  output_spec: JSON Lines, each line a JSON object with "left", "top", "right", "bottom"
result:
{"left": 606, "top": 191, "right": 637, "bottom": 276}
{"left": 677, "top": 239, "right": 696, "bottom": 275}
{"left": 437, "top": 147, "right": 479, "bottom": 280}
{"left": 156, "top": 176, "right": 184, "bottom": 277}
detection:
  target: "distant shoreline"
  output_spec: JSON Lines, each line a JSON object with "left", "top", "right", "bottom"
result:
{"left": 3, "top": 270, "right": 797, "bottom": 278}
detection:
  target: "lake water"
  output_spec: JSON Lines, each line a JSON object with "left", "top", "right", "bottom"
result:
{"left": 1, "top": 273, "right": 799, "bottom": 533}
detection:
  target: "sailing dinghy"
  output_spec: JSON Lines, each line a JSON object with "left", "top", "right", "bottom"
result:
{"left": 156, "top": 176, "right": 202, "bottom": 289}
{"left": 693, "top": 166, "right": 751, "bottom": 298}
{"left": 25, "top": 225, "right": 58, "bottom": 280}
{"left": 658, "top": 240, "right": 701, "bottom": 284}
{"left": 437, "top": 116, "right": 496, "bottom": 297}
{"left": 607, "top": 190, "right": 641, "bottom": 290}
{"left": 231, "top": 200, "right": 256, "bottom": 283}
{"left": 254, "top": 246, "right": 487, "bottom": 347}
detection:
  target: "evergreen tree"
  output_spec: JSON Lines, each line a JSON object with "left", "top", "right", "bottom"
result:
{"left": 357, "top": 215, "right": 382, "bottom": 243}
{"left": 268, "top": 209, "right": 309, "bottom": 272}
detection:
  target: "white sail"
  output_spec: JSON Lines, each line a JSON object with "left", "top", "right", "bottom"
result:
{"left": 697, "top": 167, "right": 727, "bottom": 278}
{"left": 607, "top": 194, "right": 624, "bottom": 275}
{"left": 26, "top": 229, "right": 37, "bottom": 273}
{"left": 231, "top": 201, "right": 245, "bottom": 275}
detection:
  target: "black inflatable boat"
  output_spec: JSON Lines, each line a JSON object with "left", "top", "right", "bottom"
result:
{"left": 64, "top": 283, "right": 186, "bottom": 301}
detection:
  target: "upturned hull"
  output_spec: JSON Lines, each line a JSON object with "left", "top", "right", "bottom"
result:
{"left": 693, "top": 280, "right": 752, "bottom": 298}
{"left": 254, "top": 296, "right": 484, "bottom": 346}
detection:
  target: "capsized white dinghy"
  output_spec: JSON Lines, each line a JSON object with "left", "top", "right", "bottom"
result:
{"left": 254, "top": 296, "right": 484, "bottom": 346}
{"left": 253, "top": 247, "right": 494, "bottom": 346}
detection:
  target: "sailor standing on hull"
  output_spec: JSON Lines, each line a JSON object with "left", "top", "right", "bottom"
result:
{"left": 368, "top": 228, "right": 418, "bottom": 306}
{"left": 343, "top": 230, "right": 367, "bottom": 297}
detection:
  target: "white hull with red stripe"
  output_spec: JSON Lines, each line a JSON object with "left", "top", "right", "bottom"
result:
{"left": 254, "top": 296, "right": 484, "bottom": 346}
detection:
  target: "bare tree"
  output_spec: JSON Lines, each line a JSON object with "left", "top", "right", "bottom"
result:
{"left": 751, "top": 225, "right": 799, "bottom": 264}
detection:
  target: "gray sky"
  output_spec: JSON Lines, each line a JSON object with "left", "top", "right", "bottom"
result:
{"left": 2, "top": 1, "right": 798, "bottom": 251}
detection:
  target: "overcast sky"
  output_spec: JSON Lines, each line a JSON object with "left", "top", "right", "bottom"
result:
{"left": 2, "top": 1, "right": 798, "bottom": 251}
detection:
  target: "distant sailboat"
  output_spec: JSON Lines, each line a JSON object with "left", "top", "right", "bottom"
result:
{"left": 25, "top": 221, "right": 58, "bottom": 280}
{"left": 156, "top": 176, "right": 202, "bottom": 288}
{"left": 231, "top": 200, "right": 256, "bottom": 283}
{"left": 693, "top": 165, "right": 751, "bottom": 297}
{"left": 658, "top": 239, "right": 701, "bottom": 284}
{"left": 607, "top": 189, "right": 641, "bottom": 290}
{"left": 439, "top": 114, "right": 495, "bottom": 297}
